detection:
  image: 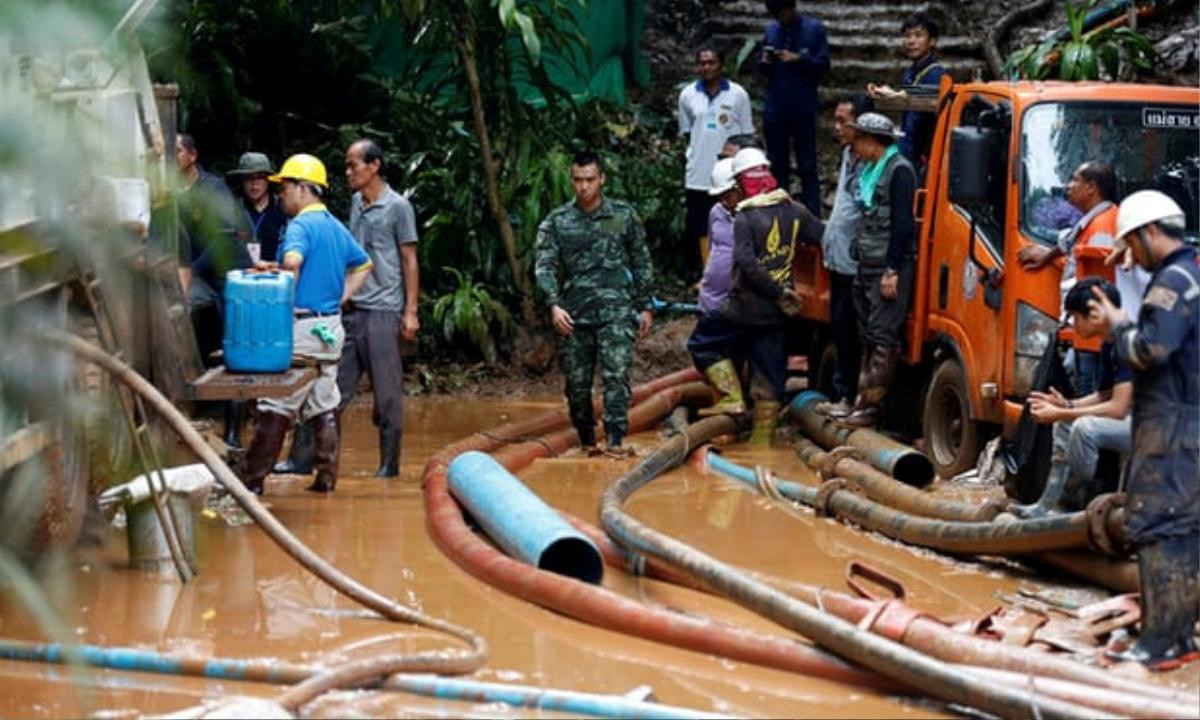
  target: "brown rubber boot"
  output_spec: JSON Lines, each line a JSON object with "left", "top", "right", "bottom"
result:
{"left": 240, "top": 411, "right": 291, "bottom": 495}
{"left": 748, "top": 401, "right": 781, "bottom": 446}
{"left": 698, "top": 359, "right": 747, "bottom": 417}
{"left": 305, "top": 411, "right": 340, "bottom": 493}
{"left": 840, "top": 347, "right": 900, "bottom": 428}
{"left": 821, "top": 345, "right": 871, "bottom": 419}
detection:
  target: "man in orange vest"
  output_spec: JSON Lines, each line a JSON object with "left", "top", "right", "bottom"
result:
{"left": 1018, "top": 160, "right": 1119, "bottom": 395}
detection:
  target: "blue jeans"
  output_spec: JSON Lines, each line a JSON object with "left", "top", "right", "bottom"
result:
{"left": 1051, "top": 415, "right": 1131, "bottom": 508}
{"left": 687, "top": 313, "right": 787, "bottom": 400}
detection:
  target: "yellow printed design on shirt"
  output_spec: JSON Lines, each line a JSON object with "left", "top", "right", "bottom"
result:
{"left": 766, "top": 217, "right": 798, "bottom": 285}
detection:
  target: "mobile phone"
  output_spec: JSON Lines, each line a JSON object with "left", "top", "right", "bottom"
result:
{"left": 764, "top": 45, "right": 779, "bottom": 58}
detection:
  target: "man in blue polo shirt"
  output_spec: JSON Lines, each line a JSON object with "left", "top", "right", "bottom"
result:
{"left": 238, "top": 153, "right": 372, "bottom": 495}
{"left": 679, "top": 45, "right": 754, "bottom": 282}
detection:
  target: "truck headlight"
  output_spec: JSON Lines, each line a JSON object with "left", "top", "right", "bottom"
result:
{"left": 1012, "top": 301, "right": 1058, "bottom": 397}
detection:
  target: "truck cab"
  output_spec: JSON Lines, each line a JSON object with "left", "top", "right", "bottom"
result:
{"left": 795, "top": 77, "right": 1200, "bottom": 478}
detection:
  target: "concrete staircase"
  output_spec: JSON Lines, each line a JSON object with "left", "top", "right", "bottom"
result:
{"left": 707, "top": 1, "right": 987, "bottom": 102}
{"left": 700, "top": 0, "right": 989, "bottom": 199}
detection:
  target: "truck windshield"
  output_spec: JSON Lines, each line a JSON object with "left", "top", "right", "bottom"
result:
{"left": 1020, "top": 102, "right": 1199, "bottom": 245}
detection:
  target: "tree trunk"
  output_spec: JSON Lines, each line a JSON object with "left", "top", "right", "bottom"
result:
{"left": 455, "top": 7, "right": 539, "bottom": 327}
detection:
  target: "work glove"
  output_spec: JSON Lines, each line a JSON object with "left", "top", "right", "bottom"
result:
{"left": 778, "top": 288, "right": 803, "bottom": 317}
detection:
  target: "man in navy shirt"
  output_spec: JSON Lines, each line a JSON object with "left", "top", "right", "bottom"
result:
{"left": 897, "top": 12, "right": 945, "bottom": 176}
{"left": 1010, "top": 278, "right": 1132, "bottom": 518}
{"left": 238, "top": 154, "right": 372, "bottom": 496}
{"left": 758, "top": 0, "right": 829, "bottom": 215}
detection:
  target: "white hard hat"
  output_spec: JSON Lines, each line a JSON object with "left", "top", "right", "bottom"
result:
{"left": 1114, "top": 189, "right": 1186, "bottom": 253}
{"left": 731, "top": 147, "right": 769, "bottom": 177}
{"left": 709, "top": 158, "right": 737, "bottom": 196}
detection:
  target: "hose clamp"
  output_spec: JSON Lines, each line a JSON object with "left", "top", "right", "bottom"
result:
{"left": 813, "top": 478, "right": 854, "bottom": 517}
{"left": 820, "top": 445, "right": 865, "bottom": 481}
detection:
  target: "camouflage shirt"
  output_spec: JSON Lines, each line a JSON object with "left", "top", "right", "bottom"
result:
{"left": 534, "top": 197, "right": 654, "bottom": 325}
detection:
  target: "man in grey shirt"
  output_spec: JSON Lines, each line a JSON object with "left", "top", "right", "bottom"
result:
{"left": 816, "top": 94, "right": 871, "bottom": 417}
{"left": 335, "top": 138, "right": 420, "bottom": 478}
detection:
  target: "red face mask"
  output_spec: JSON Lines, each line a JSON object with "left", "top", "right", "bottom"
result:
{"left": 737, "top": 166, "right": 777, "bottom": 197}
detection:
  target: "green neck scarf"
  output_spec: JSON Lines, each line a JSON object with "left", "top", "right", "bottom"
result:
{"left": 859, "top": 144, "right": 898, "bottom": 210}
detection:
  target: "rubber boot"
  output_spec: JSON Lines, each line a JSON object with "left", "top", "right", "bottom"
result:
{"left": 822, "top": 345, "right": 871, "bottom": 419}
{"left": 698, "top": 359, "right": 747, "bottom": 417}
{"left": 305, "top": 411, "right": 340, "bottom": 493}
{"left": 273, "top": 419, "right": 315, "bottom": 475}
{"left": 840, "top": 347, "right": 899, "bottom": 429}
{"left": 1008, "top": 462, "right": 1069, "bottom": 519}
{"left": 375, "top": 428, "right": 400, "bottom": 478}
{"left": 239, "top": 412, "right": 291, "bottom": 495}
{"left": 748, "top": 401, "right": 781, "bottom": 446}
{"left": 604, "top": 431, "right": 635, "bottom": 459}
{"left": 223, "top": 400, "right": 245, "bottom": 449}
{"left": 1107, "top": 536, "right": 1200, "bottom": 670}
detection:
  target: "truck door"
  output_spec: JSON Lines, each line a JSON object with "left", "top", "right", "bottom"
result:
{"left": 924, "top": 93, "right": 1010, "bottom": 426}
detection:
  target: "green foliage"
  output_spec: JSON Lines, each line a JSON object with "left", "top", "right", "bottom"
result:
{"left": 431, "top": 268, "right": 512, "bottom": 364}
{"left": 1003, "top": 0, "right": 1159, "bottom": 81}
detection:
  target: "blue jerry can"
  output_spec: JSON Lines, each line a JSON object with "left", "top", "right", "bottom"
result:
{"left": 223, "top": 270, "right": 294, "bottom": 373}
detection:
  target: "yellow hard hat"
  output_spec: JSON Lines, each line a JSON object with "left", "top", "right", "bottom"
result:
{"left": 269, "top": 153, "right": 328, "bottom": 188}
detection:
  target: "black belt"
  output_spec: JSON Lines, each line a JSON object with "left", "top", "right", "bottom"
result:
{"left": 294, "top": 309, "right": 340, "bottom": 318}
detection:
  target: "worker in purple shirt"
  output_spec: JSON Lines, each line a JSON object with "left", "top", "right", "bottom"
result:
{"left": 697, "top": 158, "right": 744, "bottom": 313}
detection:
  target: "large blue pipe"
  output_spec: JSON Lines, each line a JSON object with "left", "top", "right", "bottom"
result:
{"left": 0, "top": 639, "right": 724, "bottom": 719}
{"left": 447, "top": 451, "right": 603, "bottom": 584}
{"left": 788, "top": 391, "right": 933, "bottom": 486}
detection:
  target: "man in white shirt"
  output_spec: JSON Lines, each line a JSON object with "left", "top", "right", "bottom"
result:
{"left": 679, "top": 46, "right": 754, "bottom": 282}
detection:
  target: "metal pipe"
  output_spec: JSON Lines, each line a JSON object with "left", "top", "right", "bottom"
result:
{"left": 0, "top": 640, "right": 722, "bottom": 720}
{"left": 599, "top": 419, "right": 1105, "bottom": 720}
{"left": 448, "top": 450, "right": 603, "bottom": 583}
{"left": 424, "top": 379, "right": 902, "bottom": 691}
{"left": 794, "top": 439, "right": 1090, "bottom": 554}
{"left": 788, "top": 391, "right": 934, "bottom": 487}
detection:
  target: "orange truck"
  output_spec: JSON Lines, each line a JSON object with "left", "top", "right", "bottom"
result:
{"left": 792, "top": 76, "right": 1199, "bottom": 478}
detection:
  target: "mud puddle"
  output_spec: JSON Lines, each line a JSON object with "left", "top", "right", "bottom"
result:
{"left": 1, "top": 395, "right": 1195, "bottom": 717}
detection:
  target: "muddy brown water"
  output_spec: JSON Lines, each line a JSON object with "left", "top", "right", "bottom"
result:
{"left": 2, "top": 396, "right": 1197, "bottom": 718}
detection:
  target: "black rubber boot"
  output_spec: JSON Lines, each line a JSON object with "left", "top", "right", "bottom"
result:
{"left": 375, "top": 429, "right": 400, "bottom": 478}
{"left": 604, "top": 431, "right": 634, "bottom": 458}
{"left": 240, "top": 412, "right": 291, "bottom": 495}
{"left": 1009, "top": 463, "right": 1069, "bottom": 519}
{"left": 577, "top": 423, "right": 598, "bottom": 454}
{"left": 1106, "top": 535, "right": 1200, "bottom": 670}
{"left": 223, "top": 400, "right": 245, "bottom": 449}
{"left": 273, "top": 419, "right": 315, "bottom": 475}
{"left": 306, "top": 411, "right": 340, "bottom": 493}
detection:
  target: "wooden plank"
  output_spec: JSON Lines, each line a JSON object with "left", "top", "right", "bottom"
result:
{"left": 188, "top": 365, "right": 318, "bottom": 401}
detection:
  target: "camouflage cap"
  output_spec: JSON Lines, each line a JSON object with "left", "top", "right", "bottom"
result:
{"left": 226, "top": 152, "right": 275, "bottom": 177}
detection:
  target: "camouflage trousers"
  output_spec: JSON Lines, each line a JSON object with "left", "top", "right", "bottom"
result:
{"left": 559, "top": 319, "right": 636, "bottom": 443}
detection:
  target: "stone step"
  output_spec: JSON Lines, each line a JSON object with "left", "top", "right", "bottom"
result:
{"left": 719, "top": 0, "right": 942, "bottom": 20}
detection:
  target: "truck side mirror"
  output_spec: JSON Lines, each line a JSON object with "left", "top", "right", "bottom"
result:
{"left": 948, "top": 126, "right": 993, "bottom": 206}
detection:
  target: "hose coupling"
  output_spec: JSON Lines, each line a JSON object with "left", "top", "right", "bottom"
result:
{"left": 1086, "top": 492, "right": 1130, "bottom": 557}
{"left": 820, "top": 445, "right": 865, "bottom": 480}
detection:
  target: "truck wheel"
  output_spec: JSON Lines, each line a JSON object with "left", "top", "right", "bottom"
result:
{"left": 923, "top": 359, "right": 980, "bottom": 479}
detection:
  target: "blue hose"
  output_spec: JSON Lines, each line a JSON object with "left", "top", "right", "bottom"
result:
{"left": 651, "top": 298, "right": 701, "bottom": 315}
{"left": 0, "top": 639, "right": 725, "bottom": 719}
{"left": 705, "top": 451, "right": 816, "bottom": 504}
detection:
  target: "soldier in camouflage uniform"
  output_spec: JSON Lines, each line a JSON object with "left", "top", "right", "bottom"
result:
{"left": 535, "top": 151, "right": 655, "bottom": 456}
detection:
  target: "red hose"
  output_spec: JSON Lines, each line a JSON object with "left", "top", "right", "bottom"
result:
{"left": 422, "top": 373, "right": 900, "bottom": 691}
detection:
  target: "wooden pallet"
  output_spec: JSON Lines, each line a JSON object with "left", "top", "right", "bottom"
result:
{"left": 188, "top": 365, "right": 318, "bottom": 402}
